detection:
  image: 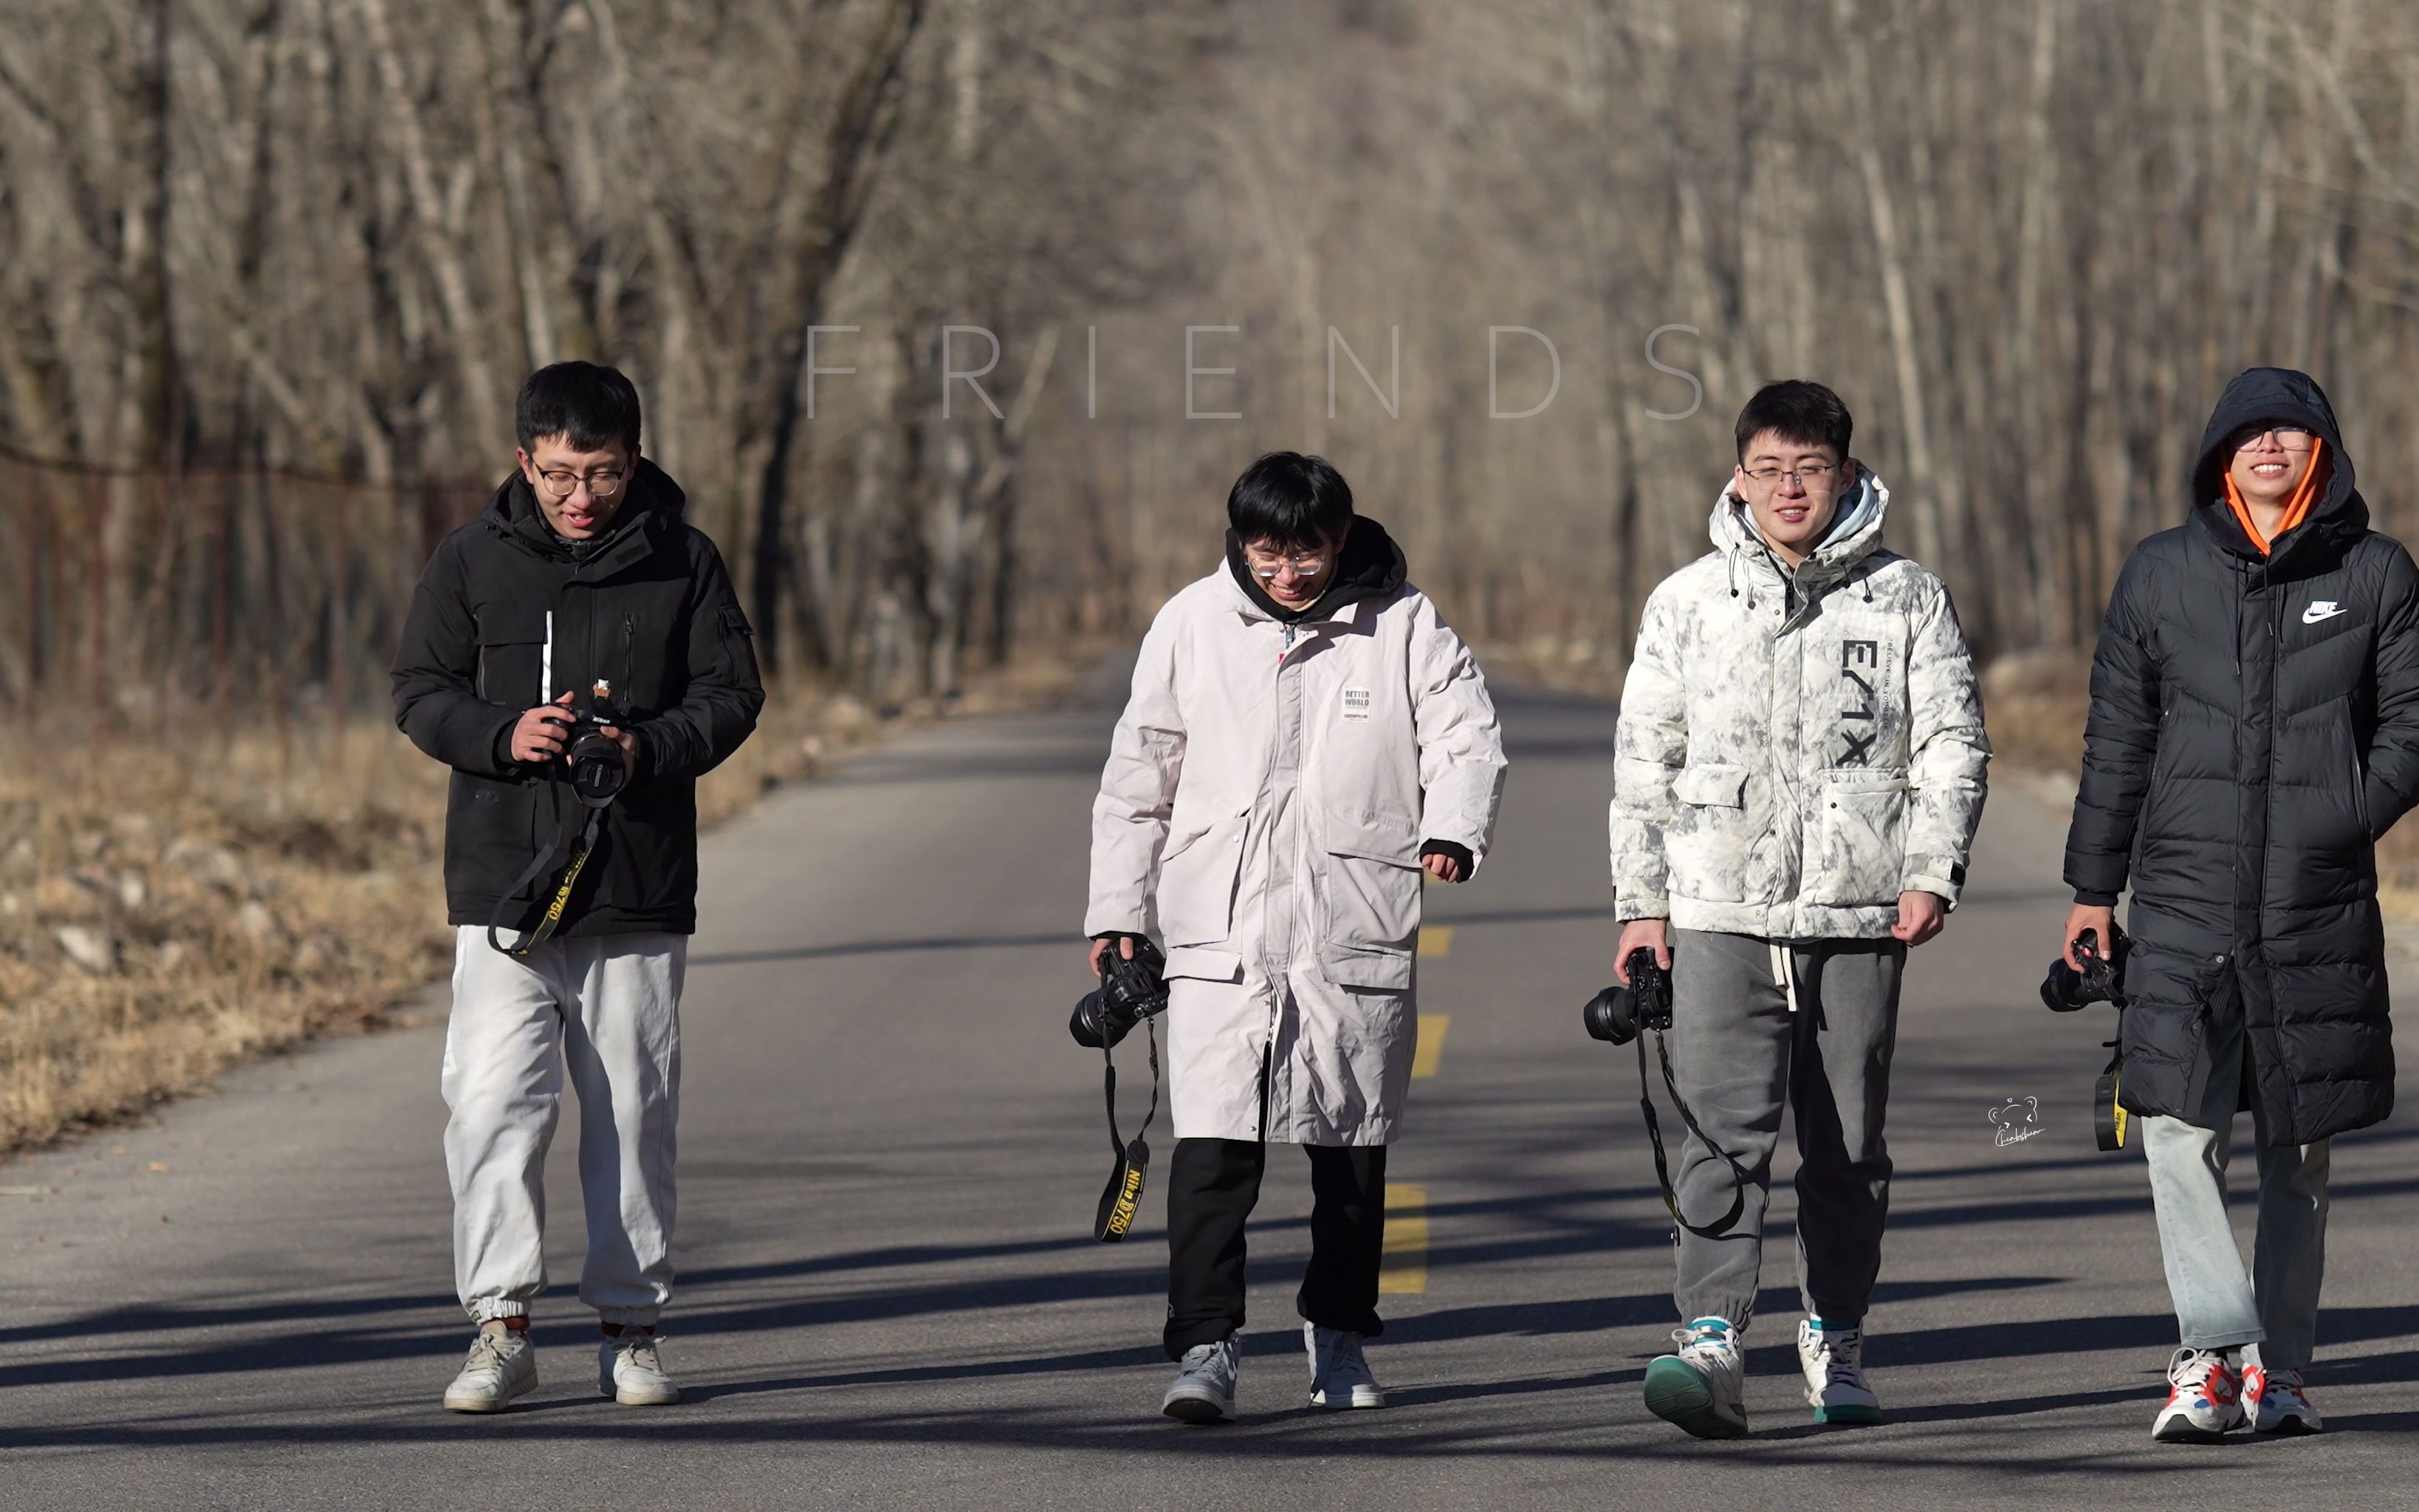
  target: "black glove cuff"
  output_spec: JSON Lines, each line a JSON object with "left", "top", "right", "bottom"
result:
{"left": 1418, "top": 839, "right": 1475, "bottom": 873}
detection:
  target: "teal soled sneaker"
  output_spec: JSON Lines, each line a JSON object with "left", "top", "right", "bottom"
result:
{"left": 1643, "top": 1317, "right": 1748, "bottom": 1439}
{"left": 1797, "top": 1316, "right": 1882, "bottom": 1425}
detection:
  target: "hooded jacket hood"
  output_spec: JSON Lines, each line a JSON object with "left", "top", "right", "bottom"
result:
{"left": 1224, "top": 514, "right": 1409, "bottom": 623}
{"left": 1709, "top": 464, "right": 1891, "bottom": 601}
{"left": 2190, "top": 366, "right": 2364, "bottom": 564}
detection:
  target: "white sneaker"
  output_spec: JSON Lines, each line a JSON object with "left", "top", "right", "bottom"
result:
{"left": 2245, "top": 1364, "right": 2324, "bottom": 1435}
{"left": 1161, "top": 1336, "right": 1240, "bottom": 1423}
{"left": 2152, "top": 1347, "right": 2243, "bottom": 1443}
{"left": 1305, "top": 1322, "right": 1387, "bottom": 1409}
{"left": 1643, "top": 1317, "right": 1748, "bottom": 1439}
{"left": 598, "top": 1330, "right": 681, "bottom": 1406}
{"left": 1797, "top": 1317, "right": 1882, "bottom": 1425}
{"left": 442, "top": 1322, "right": 537, "bottom": 1413}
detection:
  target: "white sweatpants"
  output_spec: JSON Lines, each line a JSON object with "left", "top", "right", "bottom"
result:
{"left": 442, "top": 925, "right": 686, "bottom": 1327}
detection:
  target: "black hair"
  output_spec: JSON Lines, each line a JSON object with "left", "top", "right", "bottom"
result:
{"left": 515, "top": 361, "right": 643, "bottom": 455}
{"left": 1226, "top": 451, "right": 1353, "bottom": 549}
{"left": 1734, "top": 380, "right": 1852, "bottom": 463}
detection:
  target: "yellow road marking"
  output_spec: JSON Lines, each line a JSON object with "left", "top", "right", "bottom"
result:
{"left": 1418, "top": 926, "right": 1454, "bottom": 958}
{"left": 1411, "top": 1014, "right": 1450, "bottom": 1079}
{"left": 1380, "top": 1183, "right": 1429, "bottom": 1294}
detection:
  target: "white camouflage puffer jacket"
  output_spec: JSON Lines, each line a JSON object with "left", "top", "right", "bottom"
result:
{"left": 1610, "top": 470, "right": 1990, "bottom": 938}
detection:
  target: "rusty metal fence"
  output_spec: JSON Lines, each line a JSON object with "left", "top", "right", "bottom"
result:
{"left": 0, "top": 444, "right": 490, "bottom": 726}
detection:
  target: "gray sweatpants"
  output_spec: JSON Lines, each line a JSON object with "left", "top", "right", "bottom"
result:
{"left": 2140, "top": 984, "right": 2330, "bottom": 1367}
{"left": 442, "top": 925, "right": 686, "bottom": 1327}
{"left": 1668, "top": 929, "right": 1904, "bottom": 1330}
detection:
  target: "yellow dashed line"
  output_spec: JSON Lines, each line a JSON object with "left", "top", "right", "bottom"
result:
{"left": 1411, "top": 1014, "right": 1450, "bottom": 1079}
{"left": 1418, "top": 926, "right": 1454, "bottom": 958}
{"left": 1380, "top": 1183, "right": 1429, "bottom": 1294}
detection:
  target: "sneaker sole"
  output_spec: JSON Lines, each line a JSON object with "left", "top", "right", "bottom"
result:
{"left": 1162, "top": 1392, "right": 1235, "bottom": 1425}
{"left": 2152, "top": 1418, "right": 2238, "bottom": 1443}
{"left": 1811, "top": 1403, "right": 1883, "bottom": 1426}
{"left": 1643, "top": 1358, "right": 1748, "bottom": 1440}
{"left": 1309, "top": 1388, "right": 1387, "bottom": 1409}
{"left": 603, "top": 1381, "right": 683, "bottom": 1406}
{"left": 444, "top": 1375, "right": 536, "bottom": 1415}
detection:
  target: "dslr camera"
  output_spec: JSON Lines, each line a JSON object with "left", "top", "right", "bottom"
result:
{"left": 566, "top": 681, "right": 631, "bottom": 808}
{"left": 1582, "top": 948, "right": 1674, "bottom": 1046}
{"left": 2040, "top": 924, "right": 2130, "bottom": 1011}
{"left": 1071, "top": 937, "right": 1170, "bottom": 1050}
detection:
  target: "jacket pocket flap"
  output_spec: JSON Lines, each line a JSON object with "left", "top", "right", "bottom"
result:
{"left": 1160, "top": 813, "right": 1228, "bottom": 862}
{"left": 1320, "top": 943, "right": 1414, "bottom": 992}
{"left": 1324, "top": 806, "right": 1421, "bottom": 866}
{"left": 1674, "top": 764, "right": 1749, "bottom": 807}
{"left": 1820, "top": 769, "right": 1912, "bottom": 794}
{"left": 1164, "top": 946, "right": 1243, "bottom": 982}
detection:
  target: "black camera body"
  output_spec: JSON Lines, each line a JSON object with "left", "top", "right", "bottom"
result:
{"left": 566, "top": 682, "right": 630, "bottom": 808}
{"left": 1583, "top": 948, "right": 1674, "bottom": 1046}
{"left": 1071, "top": 938, "right": 1170, "bottom": 1050}
{"left": 2041, "top": 924, "right": 2130, "bottom": 1011}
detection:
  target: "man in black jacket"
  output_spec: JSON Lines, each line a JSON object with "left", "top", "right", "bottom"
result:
{"left": 393, "top": 362, "right": 763, "bottom": 1413}
{"left": 2062, "top": 366, "right": 2419, "bottom": 1443}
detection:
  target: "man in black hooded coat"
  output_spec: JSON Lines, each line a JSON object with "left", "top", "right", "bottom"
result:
{"left": 2062, "top": 366, "right": 2419, "bottom": 1441}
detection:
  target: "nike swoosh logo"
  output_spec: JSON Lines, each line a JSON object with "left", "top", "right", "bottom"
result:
{"left": 2304, "top": 605, "right": 2347, "bottom": 624}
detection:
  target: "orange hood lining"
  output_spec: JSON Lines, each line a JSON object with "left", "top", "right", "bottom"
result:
{"left": 2223, "top": 436, "right": 2329, "bottom": 556}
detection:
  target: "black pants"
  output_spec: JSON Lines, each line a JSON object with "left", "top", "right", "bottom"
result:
{"left": 1162, "top": 1137, "right": 1388, "bottom": 1359}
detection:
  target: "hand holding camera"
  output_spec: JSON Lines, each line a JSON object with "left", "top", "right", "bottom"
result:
{"left": 2040, "top": 922, "right": 2131, "bottom": 1011}
{"left": 1583, "top": 947, "right": 1675, "bottom": 1046}
{"left": 1071, "top": 936, "right": 1170, "bottom": 1050}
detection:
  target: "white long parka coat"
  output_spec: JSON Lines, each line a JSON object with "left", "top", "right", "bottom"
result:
{"left": 1087, "top": 534, "right": 1506, "bottom": 1145}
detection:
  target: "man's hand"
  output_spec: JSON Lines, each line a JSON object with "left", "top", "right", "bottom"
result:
{"left": 598, "top": 724, "right": 639, "bottom": 778}
{"left": 1086, "top": 935, "right": 1140, "bottom": 975}
{"left": 1421, "top": 851, "right": 1464, "bottom": 884}
{"left": 509, "top": 692, "right": 576, "bottom": 763}
{"left": 2062, "top": 903, "right": 2116, "bottom": 971}
{"left": 1614, "top": 918, "right": 1671, "bottom": 984}
{"left": 1893, "top": 890, "right": 1947, "bottom": 946}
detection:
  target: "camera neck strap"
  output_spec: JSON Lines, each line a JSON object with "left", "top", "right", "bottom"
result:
{"left": 486, "top": 805, "right": 603, "bottom": 959}
{"left": 1636, "top": 1029, "right": 1749, "bottom": 1241}
{"left": 1094, "top": 1015, "right": 1162, "bottom": 1243}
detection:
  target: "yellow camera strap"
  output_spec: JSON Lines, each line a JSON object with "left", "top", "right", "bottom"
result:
{"left": 486, "top": 808, "right": 603, "bottom": 959}
{"left": 1094, "top": 1016, "right": 1161, "bottom": 1243}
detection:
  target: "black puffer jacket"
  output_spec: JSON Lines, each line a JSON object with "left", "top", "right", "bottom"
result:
{"left": 392, "top": 460, "right": 764, "bottom": 937}
{"left": 2065, "top": 368, "right": 2419, "bottom": 1144}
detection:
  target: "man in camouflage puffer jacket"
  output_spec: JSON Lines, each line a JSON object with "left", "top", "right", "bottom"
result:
{"left": 1608, "top": 381, "right": 1989, "bottom": 1438}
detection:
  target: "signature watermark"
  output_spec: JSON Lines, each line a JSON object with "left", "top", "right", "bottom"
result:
{"left": 1988, "top": 1097, "right": 2045, "bottom": 1147}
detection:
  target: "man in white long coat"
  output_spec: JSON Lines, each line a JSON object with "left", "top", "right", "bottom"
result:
{"left": 1087, "top": 451, "right": 1506, "bottom": 1423}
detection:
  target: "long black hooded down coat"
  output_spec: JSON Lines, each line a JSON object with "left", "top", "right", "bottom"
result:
{"left": 2065, "top": 368, "right": 2419, "bottom": 1145}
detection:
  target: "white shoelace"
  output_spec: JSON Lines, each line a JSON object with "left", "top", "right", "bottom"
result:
{"left": 2166, "top": 1347, "right": 2233, "bottom": 1395}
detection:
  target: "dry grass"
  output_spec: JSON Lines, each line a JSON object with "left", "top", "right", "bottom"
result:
{"left": 0, "top": 650, "right": 1094, "bottom": 1154}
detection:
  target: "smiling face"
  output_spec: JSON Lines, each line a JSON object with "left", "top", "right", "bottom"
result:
{"left": 2226, "top": 422, "right": 2316, "bottom": 510}
{"left": 1733, "top": 429, "right": 1850, "bottom": 566}
{"left": 1241, "top": 527, "right": 1344, "bottom": 608}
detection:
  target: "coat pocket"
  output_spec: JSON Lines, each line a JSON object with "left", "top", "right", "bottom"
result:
{"left": 476, "top": 625, "right": 550, "bottom": 708}
{"left": 1666, "top": 761, "right": 1751, "bottom": 904}
{"left": 1805, "top": 769, "right": 1912, "bottom": 907}
{"left": 1320, "top": 805, "right": 1423, "bottom": 990}
{"left": 2116, "top": 946, "right": 2231, "bottom": 1121}
{"left": 1157, "top": 809, "right": 1245, "bottom": 947}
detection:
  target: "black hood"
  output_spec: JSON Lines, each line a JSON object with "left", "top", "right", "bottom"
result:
{"left": 1226, "top": 515, "right": 1408, "bottom": 623}
{"left": 2190, "top": 366, "right": 2364, "bottom": 563}
{"left": 482, "top": 456, "right": 687, "bottom": 568}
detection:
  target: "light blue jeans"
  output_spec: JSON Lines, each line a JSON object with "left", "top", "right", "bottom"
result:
{"left": 2138, "top": 1004, "right": 2330, "bottom": 1368}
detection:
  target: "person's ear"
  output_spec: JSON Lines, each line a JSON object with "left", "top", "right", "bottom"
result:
{"left": 516, "top": 447, "right": 535, "bottom": 481}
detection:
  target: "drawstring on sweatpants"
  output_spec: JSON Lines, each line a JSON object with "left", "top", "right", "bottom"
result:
{"left": 1771, "top": 941, "right": 1802, "bottom": 1014}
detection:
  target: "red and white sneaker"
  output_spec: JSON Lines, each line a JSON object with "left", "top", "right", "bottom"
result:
{"left": 2152, "top": 1347, "right": 2244, "bottom": 1443}
{"left": 2244, "top": 1364, "right": 2324, "bottom": 1435}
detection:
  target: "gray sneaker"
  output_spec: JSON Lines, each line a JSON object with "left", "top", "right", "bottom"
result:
{"left": 599, "top": 1330, "right": 682, "bottom": 1406}
{"left": 442, "top": 1322, "right": 537, "bottom": 1414}
{"left": 1161, "top": 1337, "right": 1239, "bottom": 1423}
{"left": 1305, "top": 1322, "right": 1387, "bottom": 1409}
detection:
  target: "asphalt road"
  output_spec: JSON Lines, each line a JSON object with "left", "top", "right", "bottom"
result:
{"left": 4, "top": 663, "right": 2417, "bottom": 1511}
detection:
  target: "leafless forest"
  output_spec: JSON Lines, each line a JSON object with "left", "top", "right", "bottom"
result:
{"left": 7, "top": 0, "right": 2419, "bottom": 714}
